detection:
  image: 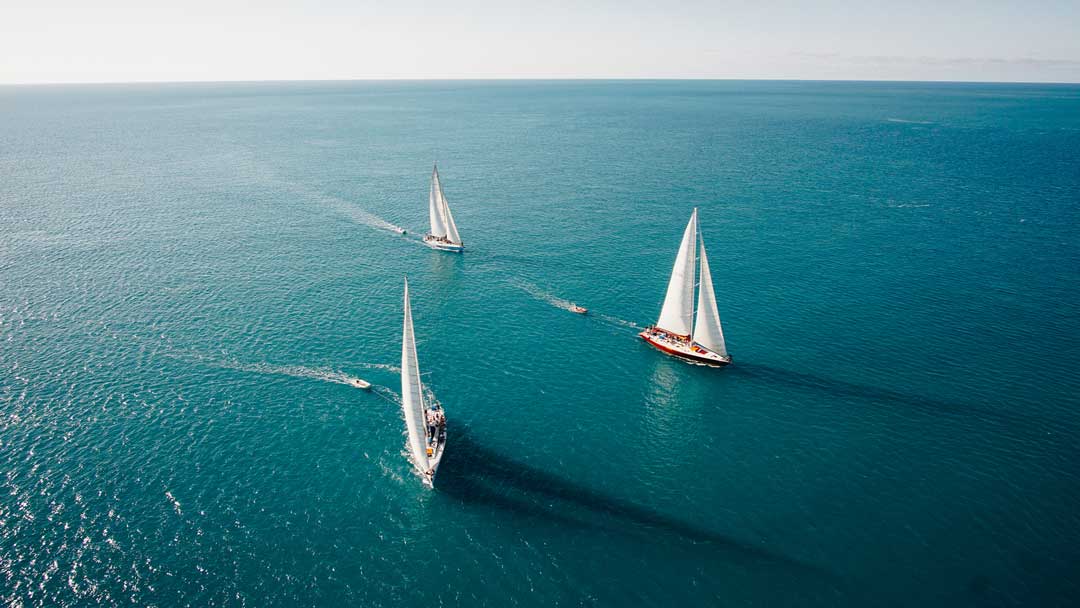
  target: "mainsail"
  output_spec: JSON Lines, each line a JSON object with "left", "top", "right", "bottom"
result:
{"left": 692, "top": 238, "right": 728, "bottom": 356}
{"left": 655, "top": 208, "right": 698, "bottom": 336}
{"left": 429, "top": 166, "right": 447, "bottom": 238}
{"left": 400, "top": 278, "right": 430, "bottom": 474}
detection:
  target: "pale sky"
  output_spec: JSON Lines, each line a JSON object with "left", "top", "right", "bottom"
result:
{"left": 3, "top": 0, "right": 1080, "bottom": 84}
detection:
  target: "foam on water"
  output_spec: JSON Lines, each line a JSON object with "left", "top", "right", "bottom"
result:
{"left": 509, "top": 278, "right": 642, "bottom": 330}
{"left": 213, "top": 359, "right": 373, "bottom": 389}
{"left": 164, "top": 491, "right": 182, "bottom": 516}
{"left": 281, "top": 180, "right": 410, "bottom": 236}
{"left": 510, "top": 279, "right": 580, "bottom": 312}
{"left": 595, "top": 313, "right": 644, "bottom": 331}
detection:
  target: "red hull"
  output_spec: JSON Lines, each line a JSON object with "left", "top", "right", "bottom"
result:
{"left": 639, "top": 331, "right": 731, "bottom": 367}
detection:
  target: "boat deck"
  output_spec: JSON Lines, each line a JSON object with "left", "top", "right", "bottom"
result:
{"left": 423, "top": 235, "right": 464, "bottom": 253}
{"left": 423, "top": 407, "right": 448, "bottom": 487}
{"left": 639, "top": 327, "right": 731, "bottom": 367}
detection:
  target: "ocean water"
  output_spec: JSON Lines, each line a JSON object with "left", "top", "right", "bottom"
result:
{"left": 1, "top": 80, "right": 1079, "bottom": 607}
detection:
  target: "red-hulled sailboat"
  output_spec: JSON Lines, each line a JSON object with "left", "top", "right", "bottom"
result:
{"left": 639, "top": 208, "right": 732, "bottom": 367}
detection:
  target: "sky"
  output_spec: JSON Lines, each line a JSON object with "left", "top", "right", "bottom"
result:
{"left": 2, "top": 0, "right": 1079, "bottom": 84}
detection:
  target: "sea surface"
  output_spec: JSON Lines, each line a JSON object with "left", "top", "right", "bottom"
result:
{"left": 1, "top": 80, "right": 1079, "bottom": 607}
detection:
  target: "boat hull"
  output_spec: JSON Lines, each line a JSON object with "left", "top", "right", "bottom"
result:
{"left": 424, "top": 422, "right": 447, "bottom": 488}
{"left": 423, "top": 235, "right": 464, "bottom": 253}
{"left": 639, "top": 328, "right": 731, "bottom": 367}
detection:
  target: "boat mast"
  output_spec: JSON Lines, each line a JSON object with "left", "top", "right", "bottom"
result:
{"left": 690, "top": 208, "right": 699, "bottom": 342}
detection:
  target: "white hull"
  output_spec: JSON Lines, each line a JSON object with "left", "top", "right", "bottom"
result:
{"left": 422, "top": 410, "right": 447, "bottom": 487}
{"left": 423, "top": 235, "right": 464, "bottom": 253}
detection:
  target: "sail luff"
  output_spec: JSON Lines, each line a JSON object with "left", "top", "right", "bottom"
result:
{"left": 693, "top": 238, "right": 728, "bottom": 356}
{"left": 655, "top": 209, "right": 698, "bottom": 336}
{"left": 428, "top": 166, "right": 447, "bottom": 238}
{"left": 401, "top": 279, "right": 430, "bottom": 473}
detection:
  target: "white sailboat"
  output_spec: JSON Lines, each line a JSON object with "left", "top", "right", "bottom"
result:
{"left": 423, "top": 164, "right": 465, "bottom": 253}
{"left": 639, "top": 208, "right": 732, "bottom": 367}
{"left": 400, "top": 277, "right": 447, "bottom": 487}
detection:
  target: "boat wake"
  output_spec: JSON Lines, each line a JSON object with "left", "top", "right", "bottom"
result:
{"left": 285, "top": 181, "right": 410, "bottom": 236}
{"left": 510, "top": 279, "right": 580, "bottom": 313}
{"left": 320, "top": 197, "right": 410, "bottom": 236}
{"left": 372, "top": 385, "right": 402, "bottom": 406}
{"left": 100, "top": 326, "right": 391, "bottom": 394}
{"left": 353, "top": 361, "right": 402, "bottom": 374}
{"left": 594, "top": 313, "right": 643, "bottom": 331}
{"left": 214, "top": 359, "right": 373, "bottom": 388}
{"left": 510, "top": 279, "right": 642, "bottom": 330}
{"left": 164, "top": 490, "right": 182, "bottom": 516}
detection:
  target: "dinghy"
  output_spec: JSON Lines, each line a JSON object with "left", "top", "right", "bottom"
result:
{"left": 400, "top": 277, "right": 447, "bottom": 487}
{"left": 639, "top": 208, "right": 731, "bottom": 367}
{"left": 570, "top": 304, "right": 588, "bottom": 315}
{"left": 422, "top": 164, "right": 465, "bottom": 253}
{"left": 350, "top": 378, "right": 372, "bottom": 390}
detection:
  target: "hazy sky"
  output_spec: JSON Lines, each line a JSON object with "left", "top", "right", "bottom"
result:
{"left": 3, "top": 0, "right": 1079, "bottom": 83}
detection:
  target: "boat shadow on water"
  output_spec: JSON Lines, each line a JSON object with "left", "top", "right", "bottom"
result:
{"left": 436, "top": 426, "right": 835, "bottom": 582}
{"left": 729, "top": 363, "right": 1059, "bottom": 435}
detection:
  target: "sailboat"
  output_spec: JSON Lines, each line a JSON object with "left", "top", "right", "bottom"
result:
{"left": 639, "top": 208, "right": 732, "bottom": 367}
{"left": 400, "top": 277, "right": 447, "bottom": 487}
{"left": 423, "top": 164, "right": 465, "bottom": 253}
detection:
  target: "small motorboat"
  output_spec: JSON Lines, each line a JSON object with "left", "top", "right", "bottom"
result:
{"left": 570, "top": 304, "right": 588, "bottom": 315}
{"left": 350, "top": 378, "right": 372, "bottom": 390}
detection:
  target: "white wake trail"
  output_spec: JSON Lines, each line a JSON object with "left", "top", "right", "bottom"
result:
{"left": 215, "top": 360, "right": 373, "bottom": 388}
{"left": 510, "top": 279, "right": 579, "bottom": 312}
{"left": 284, "top": 181, "right": 411, "bottom": 236}
{"left": 354, "top": 362, "right": 402, "bottom": 374}
{"left": 510, "top": 279, "right": 641, "bottom": 330}
{"left": 595, "top": 313, "right": 643, "bottom": 331}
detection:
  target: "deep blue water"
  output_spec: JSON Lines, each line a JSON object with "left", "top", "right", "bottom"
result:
{"left": 1, "top": 80, "right": 1079, "bottom": 606}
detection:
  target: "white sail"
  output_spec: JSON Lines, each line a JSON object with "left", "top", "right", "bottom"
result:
{"left": 441, "top": 189, "right": 462, "bottom": 245}
{"left": 428, "top": 166, "right": 447, "bottom": 238}
{"left": 401, "top": 278, "right": 430, "bottom": 474}
{"left": 693, "top": 238, "right": 728, "bottom": 356}
{"left": 656, "top": 209, "right": 697, "bottom": 336}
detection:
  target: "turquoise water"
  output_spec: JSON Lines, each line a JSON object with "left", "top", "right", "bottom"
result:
{"left": 2, "top": 81, "right": 1079, "bottom": 606}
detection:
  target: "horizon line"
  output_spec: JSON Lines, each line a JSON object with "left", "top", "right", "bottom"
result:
{"left": 3, "top": 76, "right": 1080, "bottom": 87}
